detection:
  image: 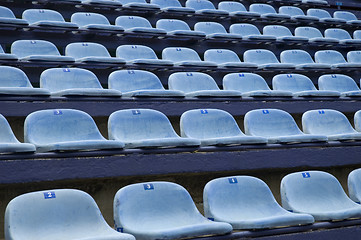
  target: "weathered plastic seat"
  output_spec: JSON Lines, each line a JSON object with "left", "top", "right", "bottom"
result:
{"left": 315, "top": 50, "right": 361, "bottom": 69}
{"left": 186, "top": 0, "right": 228, "bottom": 17}
{"left": 204, "top": 49, "right": 258, "bottom": 70}
{"left": 218, "top": 1, "right": 260, "bottom": 19}
{"left": 295, "top": 26, "right": 339, "bottom": 45}
{"left": 117, "top": 0, "right": 160, "bottom": 12}
{"left": 281, "top": 170, "right": 361, "bottom": 221}
{"left": 229, "top": 23, "right": 276, "bottom": 43}
{"left": 318, "top": 74, "right": 361, "bottom": 97}
{"left": 325, "top": 28, "right": 361, "bottom": 46}
{"left": 0, "top": 6, "right": 28, "bottom": 28}
{"left": 114, "top": 181, "right": 232, "bottom": 240}
{"left": 194, "top": 22, "right": 242, "bottom": 41}
{"left": 151, "top": 0, "right": 195, "bottom": 15}
{"left": 22, "top": 9, "right": 78, "bottom": 30}
{"left": 354, "top": 110, "right": 361, "bottom": 132}
{"left": 249, "top": 4, "right": 290, "bottom": 21}
{"left": 263, "top": 25, "right": 308, "bottom": 43}
{"left": 307, "top": 8, "right": 346, "bottom": 25}
{"left": 279, "top": 6, "right": 319, "bottom": 23}
{"left": 243, "top": 49, "right": 295, "bottom": 70}
{"left": 115, "top": 16, "right": 166, "bottom": 37}
{"left": 354, "top": 30, "right": 361, "bottom": 39}
{"left": 71, "top": 12, "right": 124, "bottom": 33}
{"left": 347, "top": 50, "right": 361, "bottom": 65}
{"left": 280, "top": 49, "right": 331, "bottom": 70}
{"left": 334, "top": 11, "right": 361, "bottom": 26}
{"left": 5, "top": 189, "right": 135, "bottom": 240}
{"left": 204, "top": 176, "right": 314, "bottom": 229}
{"left": 108, "top": 109, "right": 200, "bottom": 148}
{"left": 348, "top": 168, "right": 361, "bottom": 203}
{"left": 156, "top": 19, "right": 205, "bottom": 40}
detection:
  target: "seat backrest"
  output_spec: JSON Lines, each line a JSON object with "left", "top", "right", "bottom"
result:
{"left": 307, "top": 8, "right": 332, "bottom": 18}
{"left": 108, "top": 69, "right": 164, "bottom": 92}
{"left": 151, "top": 0, "right": 182, "bottom": 8}
{"left": 249, "top": 4, "right": 276, "bottom": 14}
{"left": 223, "top": 73, "right": 271, "bottom": 92}
{"left": 194, "top": 22, "right": 227, "bottom": 34}
{"left": 218, "top": 1, "right": 247, "bottom": 12}
{"left": 354, "top": 30, "right": 361, "bottom": 39}
{"left": 180, "top": 109, "right": 245, "bottom": 139}
{"left": 295, "top": 26, "right": 324, "bottom": 38}
{"left": 348, "top": 168, "right": 361, "bottom": 203}
{"left": 273, "top": 73, "right": 317, "bottom": 92}
{"left": 318, "top": 74, "right": 359, "bottom": 92}
{"left": 333, "top": 11, "right": 357, "bottom": 21}
{"left": 168, "top": 72, "right": 219, "bottom": 92}
{"left": 263, "top": 25, "right": 293, "bottom": 37}
{"left": 5, "top": 189, "right": 113, "bottom": 240}
{"left": 162, "top": 47, "right": 202, "bottom": 62}
{"left": 204, "top": 49, "right": 241, "bottom": 63}
{"left": 115, "top": 16, "right": 152, "bottom": 29}
{"left": 279, "top": 6, "right": 305, "bottom": 16}
{"left": 229, "top": 23, "right": 261, "bottom": 36}
{"left": 347, "top": 50, "right": 361, "bottom": 63}
{"left": 11, "top": 40, "right": 61, "bottom": 58}
{"left": 22, "top": 9, "right": 66, "bottom": 24}
{"left": 0, "top": 66, "right": 33, "bottom": 88}
{"left": 118, "top": 0, "right": 147, "bottom": 4}
{"left": 244, "top": 49, "right": 280, "bottom": 64}
{"left": 71, "top": 12, "right": 110, "bottom": 26}
{"left": 315, "top": 50, "right": 346, "bottom": 64}
{"left": 108, "top": 109, "right": 180, "bottom": 141}
{"left": 24, "top": 109, "right": 106, "bottom": 144}
{"left": 0, "top": 6, "right": 17, "bottom": 18}
{"left": 116, "top": 45, "right": 158, "bottom": 60}
{"left": 186, "top": 0, "right": 216, "bottom": 10}
{"left": 244, "top": 109, "right": 303, "bottom": 137}
{"left": 324, "top": 28, "right": 352, "bottom": 40}
{"left": 280, "top": 49, "right": 315, "bottom": 64}
{"left": 0, "top": 114, "right": 23, "bottom": 144}
{"left": 302, "top": 109, "right": 357, "bottom": 135}
{"left": 65, "top": 42, "right": 111, "bottom": 58}
{"left": 156, "top": 19, "right": 191, "bottom": 31}
{"left": 354, "top": 110, "right": 361, "bottom": 132}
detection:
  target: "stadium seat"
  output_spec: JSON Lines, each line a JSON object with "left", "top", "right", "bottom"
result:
{"left": 116, "top": 45, "right": 173, "bottom": 68}
{"left": 204, "top": 176, "right": 314, "bottom": 229}
{"left": 295, "top": 26, "right": 339, "bottom": 45}
{"left": 82, "top": 0, "right": 122, "bottom": 7}
{"left": 156, "top": 19, "right": 205, "bottom": 40}
{"left": 280, "top": 49, "right": 331, "bottom": 70}
{"left": 162, "top": 47, "right": 218, "bottom": 69}
{"left": 273, "top": 73, "right": 340, "bottom": 97}
{"left": 65, "top": 42, "right": 125, "bottom": 64}
{"left": 223, "top": 73, "right": 292, "bottom": 97}
{"left": 355, "top": 110, "right": 361, "bottom": 132}
{"left": 185, "top": 0, "right": 228, "bottom": 17}
{"left": 229, "top": 23, "right": 276, "bottom": 43}
{"left": 333, "top": 11, "right": 361, "bottom": 26}
{"left": 278, "top": 6, "right": 319, "bottom": 23}
{"left": 249, "top": 4, "right": 290, "bottom": 21}
{"left": 346, "top": 50, "right": 361, "bottom": 64}
{"left": 194, "top": 22, "right": 242, "bottom": 41}
{"left": 307, "top": 8, "right": 347, "bottom": 25}
{"left": 204, "top": 49, "right": 258, "bottom": 70}
{"left": 113, "top": 181, "right": 232, "bottom": 240}
{"left": 281, "top": 170, "right": 361, "bottom": 221}
{"left": 5, "top": 189, "right": 135, "bottom": 240}
{"left": 108, "top": 69, "right": 184, "bottom": 97}
{"left": 315, "top": 50, "right": 361, "bottom": 69}
{"left": 243, "top": 49, "right": 296, "bottom": 70}
{"left": 22, "top": 9, "right": 78, "bottom": 30}
{"left": 117, "top": 0, "right": 160, "bottom": 12}
{"left": 244, "top": 109, "right": 327, "bottom": 144}
{"left": 0, "top": 44, "right": 18, "bottom": 61}
{"left": 11, "top": 40, "right": 75, "bottom": 63}
{"left": 302, "top": 109, "right": 361, "bottom": 141}
{"left": 348, "top": 168, "right": 361, "bottom": 203}
{"left": 354, "top": 30, "right": 361, "bottom": 39}
{"left": 263, "top": 25, "right": 308, "bottom": 43}
{"left": 24, "top": 109, "right": 125, "bottom": 152}
{"left": 180, "top": 109, "right": 267, "bottom": 146}
{"left": 168, "top": 72, "right": 242, "bottom": 97}
{"left": 71, "top": 12, "right": 124, "bottom": 33}
{"left": 151, "top": 0, "right": 195, "bottom": 15}
{"left": 0, "top": 6, "right": 28, "bottom": 28}
{"left": 218, "top": 1, "right": 260, "bottom": 19}
{"left": 324, "top": 28, "right": 361, "bottom": 46}
{"left": 318, "top": 74, "right": 361, "bottom": 97}
{"left": 108, "top": 109, "right": 200, "bottom": 148}
{"left": 115, "top": 16, "right": 166, "bottom": 37}
{"left": 40, "top": 68, "right": 122, "bottom": 97}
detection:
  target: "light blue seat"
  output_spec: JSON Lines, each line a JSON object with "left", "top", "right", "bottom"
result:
{"left": 229, "top": 23, "right": 276, "bottom": 43}
{"left": 244, "top": 109, "right": 327, "bottom": 144}
{"left": 334, "top": 11, "right": 361, "bottom": 26}
{"left": 324, "top": 28, "right": 361, "bottom": 46}
{"left": 115, "top": 16, "right": 166, "bottom": 37}
{"left": 354, "top": 110, "right": 361, "bottom": 132}
{"left": 5, "top": 189, "right": 135, "bottom": 240}
{"left": 278, "top": 6, "right": 319, "bottom": 23}
{"left": 162, "top": 47, "right": 218, "bottom": 69}
{"left": 22, "top": 9, "right": 78, "bottom": 30}
{"left": 223, "top": 73, "right": 292, "bottom": 97}
{"left": 0, "top": 66, "right": 50, "bottom": 96}
{"left": 318, "top": 74, "right": 361, "bottom": 97}
{"left": 108, "top": 70, "right": 184, "bottom": 97}
{"left": 315, "top": 50, "right": 361, "bottom": 69}
{"left": 295, "top": 26, "right": 339, "bottom": 45}
{"left": 151, "top": 0, "right": 195, "bottom": 15}
{"left": 156, "top": 19, "right": 205, "bottom": 40}
{"left": 263, "top": 25, "right": 308, "bottom": 43}
{"left": 354, "top": 30, "right": 361, "bottom": 39}
{"left": 11, "top": 40, "right": 75, "bottom": 63}
{"left": 307, "top": 8, "right": 346, "bottom": 25}
{"left": 40, "top": 68, "right": 121, "bottom": 97}
{"left": 180, "top": 109, "right": 267, "bottom": 146}
{"left": 114, "top": 181, "right": 232, "bottom": 240}
{"left": 273, "top": 73, "right": 340, "bottom": 97}
{"left": 82, "top": 0, "right": 122, "bottom": 6}
{"left": 348, "top": 168, "right": 361, "bottom": 203}
{"left": 204, "top": 49, "right": 258, "bottom": 70}
{"left": 116, "top": 45, "right": 173, "bottom": 67}
{"left": 218, "top": 1, "right": 260, "bottom": 19}
{"left": 108, "top": 109, "right": 200, "bottom": 148}
{"left": 347, "top": 50, "right": 361, "bottom": 64}
{"left": 204, "top": 176, "right": 314, "bottom": 229}
{"left": 249, "top": 4, "right": 290, "bottom": 21}
{"left": 0, "top": 6, "right": 28, "bottom": 27}
{"left": 25, "top": 109, "right": 124, "bottom": 152}
{"left": 281, "top": 170, "right": 361, "bottom": 221}
{"left": 65, "top": 42, "right": 125, "bottom": 64}
{"left": 280, "top": 49, "right": 331, "bottom": 70}
{"left": 71, "top": 12, "right": 124, "bottom": 33}
{"left": 0, "top": 45, "right": 18, "bottom": 61}
{"left": 302, "top": 109, "right": 361, "bottom": 141}
{"left": 118, "top": 0, "right": 160, "bottom": 11}
{"left": 169, "top": 72, "right": 242, "bottom": 97}
{"left": 185, "top": 0, "right": 228, "bottom": 17}
{"left": 194, "top": 22, "right": 242, "bottom": 41}
{"left": 243, "top": 49, "right": 295, "bottom": 70}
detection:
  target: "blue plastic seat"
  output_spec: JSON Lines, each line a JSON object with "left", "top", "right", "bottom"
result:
{"left": 180, "top": 109, "right": 267, "bottom": 146}
{"left": 5, "top": 189, "right": 135, "bottom": 240}
{"left": 169, "top": 72, "right": 242, "bottom": 97}
{"left": 11, "top": 40, "right": 75, "bottom": 63}
{"left": 354, "top": 30, "right": 361, "bottom": 39}
{"left": 324, "top": 28, "right": 361, "bottom": 46}
{"left": 117, "top": 0, "right": 160, "bottom": 12}
{"left": 65, "top": 42, "right": 125, "bottom": 64}
{"left": 295, "top": 26, "right": 339, "bottom": 45}
{"left": 25, "top": 109, "right": 125, "bottom": 152}
{"left": 280, "top": 49, "right": 331, "bottom": 70}
{"left": 273, "top": 73, "right": 340, "bottom": 97}
{"left": 243, "top": 49, "right": 295, "bottom": 70}
{"left": 302, "top": 109, "right": 361, "bottom": 141}
{"left": 318, "top": 74, "right": 361, "bottom": 97}
{"left": 204, "top": 176, "right": 314, "bottom": 229}
{"left": 218, "top": 1, "right": 260, "bottom": 19}
{"left": 108, "top": 109, "right": 200, "bottom": 148}
{"left": 71, "top": 12, "right": 124, "bottom": 33}
{"left": 281, "top": 170, "right": 361, "bottom": 221}
{"left": 82, "top": 0, "right": 122, "bottom": 6}
{"left": 347, "top": 50, "right": 361, "bottom": 64}
{"left": 114, "top": 181, "right": 232, "bottom": 240}
{"left": 185, "top": 0, "right": 228, "bottom": 17}
{"left": 151, "top": 0, "right": 195, "bottom": 15}
{"left": 0, "top": 44, "right": 18, "bottom": 61}
{"left": 263, "top": 25, "right": 308, "bottom": 43}
{"left": 244, "top": 109, "right": 327, "bottom": 144}
{"left": 22, "top": 9, "right": 78, "bottom": 30}
{"left": 334, "top": 11, "right": 361, "bottom": 26}
{"left": 223, "top": 73, "right": 292, "bottom": 97}
{"left": 162, "top": 47, "right": 218, "bottom": 69}
{"left": 0, "top": 6, "right": 28, "bottom": 28}
{"left": 115, "top": 16, "right": 166, "bottom": 37}
{"left": 156, "top": 19, "right": 205, "bottom": 40}
{"left": 108, "top": 69, "right": 184, "bottom": 97}
{"left": 204, "top": 49, "right": 258, "bottom": 70}
{"left": 116, "top": 45, "right": 173, "bottom": 68}
{"left": 249, "top": 4, "right": 290, "bottom": 21}
{"left": 279, "top": 6, "right": 319, "bottom": 23}
{"left": 229, "top": 23, "right": 276, "bottom": 43}
{"left": 354, "top": 110, "right": 361, "bottom": 132}
{"left": 307, "top": 8, "right": 346, "bottom": 25}
{"left": 194, "top": 22, "right": 242, "bottom": 41}
{"left": 315, "top": 50, "right": 361, "bottom": 69}
{"left": 348, "top": 168, "right": 361, "bottom": 203}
